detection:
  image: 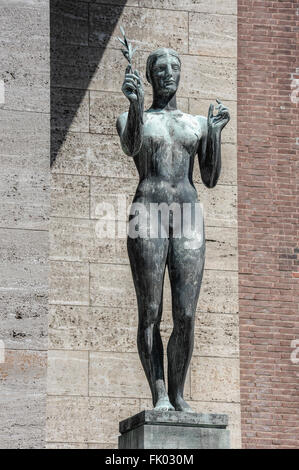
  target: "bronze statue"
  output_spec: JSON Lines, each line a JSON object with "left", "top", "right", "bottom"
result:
{"left": 117, "top": 42, "right": 230, "bottom": 412}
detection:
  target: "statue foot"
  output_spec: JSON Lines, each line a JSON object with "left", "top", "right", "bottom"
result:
{"left": 154, "top": 396, "right": 175, "bottom": 412}
{"left": 172, "top": 396, "right": 195, "bottom": 413}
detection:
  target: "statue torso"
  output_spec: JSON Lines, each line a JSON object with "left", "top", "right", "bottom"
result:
{"left": 132, "top": 110, "right": 204, "bottom": 204}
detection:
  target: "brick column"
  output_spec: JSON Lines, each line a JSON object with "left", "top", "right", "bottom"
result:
{"left": 238, "top": 0, "right": 299, "bottom": 449}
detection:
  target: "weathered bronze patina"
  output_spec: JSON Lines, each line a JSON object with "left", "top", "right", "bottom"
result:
{"left": 117, "top": 47, "right": 230, "bottom": 412}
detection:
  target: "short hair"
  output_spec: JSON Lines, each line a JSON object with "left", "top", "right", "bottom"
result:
{"left": 146, "top": 48, "right": 181, "bottom": 85}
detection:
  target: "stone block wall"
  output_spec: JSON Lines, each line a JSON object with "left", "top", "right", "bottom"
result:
{"left": 0, "top": 0, "right": 49, "bottom": 449}
{"left": 1, "top": 0, "right": 298, "bottom": 451}
{"left": 48, "top": 0, "right": 240, "bottom": 449}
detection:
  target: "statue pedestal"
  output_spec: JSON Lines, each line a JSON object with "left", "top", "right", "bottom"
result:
{"left": 118, "top": 410, "right": 230, "bottom": 449}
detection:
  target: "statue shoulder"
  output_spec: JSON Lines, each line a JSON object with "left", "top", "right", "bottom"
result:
{"left": 179, "top": 112, "right": 208, "bottom": 140}
{"left": 181, "top": 112, "right": 207, "bottom": 129}
{"left": 195, "top": 115, "right": 208, "bottom": 137}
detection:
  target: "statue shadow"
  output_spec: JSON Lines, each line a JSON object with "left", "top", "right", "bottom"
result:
{"left": 50, "top": 0, "right": 128, "bottom": 166}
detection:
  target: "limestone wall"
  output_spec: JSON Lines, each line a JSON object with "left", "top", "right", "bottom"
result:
{"left": 48, "top": 0, "right": 240, "bottom": 448}
{"left": 0, "top": 0, "right": 49, "bottom": 449}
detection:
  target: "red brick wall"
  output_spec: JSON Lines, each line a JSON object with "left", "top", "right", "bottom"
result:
{"left": 238, "top": 0, "right": 299, "bottom": 449}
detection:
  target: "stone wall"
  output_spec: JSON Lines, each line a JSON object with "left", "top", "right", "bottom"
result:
{"left": 0, "top": 0, "right": 49, "bottom": 449}
{"left": 1, "top": 0, "right": 298, "bottom": 451}
{"left": 47, "top": 0, "right": 240, "bottom": 449}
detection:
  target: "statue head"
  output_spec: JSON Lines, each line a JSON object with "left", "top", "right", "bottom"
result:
{"left": 146, "top": 48, "right": 181, "bottom": 96}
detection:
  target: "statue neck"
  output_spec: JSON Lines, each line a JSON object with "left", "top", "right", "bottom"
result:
{"left": 151, "top": 92, "right": 177, "bottom": 111}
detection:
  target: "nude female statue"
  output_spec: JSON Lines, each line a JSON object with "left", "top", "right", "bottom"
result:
{"left": 117, "top": 48, "right": 230, "bottom": 412}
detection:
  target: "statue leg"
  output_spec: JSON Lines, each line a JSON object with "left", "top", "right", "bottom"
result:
{"left": 127, "top": 235, "right": 174, "bottom": 411}
{"left": 167, "top": 234, "right": 205, "bottom": 412}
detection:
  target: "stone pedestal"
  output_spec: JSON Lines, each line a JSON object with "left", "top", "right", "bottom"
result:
{"left": 118, "top": 410, "right": 230, "bottom": 449}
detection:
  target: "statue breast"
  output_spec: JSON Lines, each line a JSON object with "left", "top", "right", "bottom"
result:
{"left": 142, "top": 111, "right": 201, "bottom": 154}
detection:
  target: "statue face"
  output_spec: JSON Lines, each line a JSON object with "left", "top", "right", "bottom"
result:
{"left": 151, "top": 54, "right": 181, "bottom": 95}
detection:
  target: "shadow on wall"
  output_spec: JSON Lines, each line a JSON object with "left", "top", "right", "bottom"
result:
{"left": 50, "top": 0, "right": 128, "bottom": 166}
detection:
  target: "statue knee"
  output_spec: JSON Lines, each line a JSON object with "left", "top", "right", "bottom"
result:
{"left": 139, "top": 301, "right": 161, "bottom": 329}
{"left": 174, "top": 307, "right": 195, "bottom": 330}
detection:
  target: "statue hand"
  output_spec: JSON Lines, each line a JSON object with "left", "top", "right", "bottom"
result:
{"left": 122, "top": 66, "right": 144, "bottom": 106}
{"left": 208, "top": 99, "right": 230, "bottom": 132}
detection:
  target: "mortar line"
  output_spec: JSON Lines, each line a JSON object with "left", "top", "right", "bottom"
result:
{"left": 50, "top": 85, "right": 238, "bottom": 103}
{"left": 48, "top": 262, "right": 239, "bottom": 271}
{"left": 88, "top": 349, "right": 90, "bottom": 397}
{"left": 47, "top": 304, "right": 239, "bottom": 315}
{"left": 188, "top": 11, "right": 190, "bottom": 55}
{"left": 0, "top": 108, "right": 50, "bottom": 115}
{"left": 88, "top": 262, "right": 91, "bottom": 307}
{"left": 49, "top": 215, "right": 238, "bottom": 230}
{"left": 87, "top": 46, "right": 237, "bottom": 59}
{"left": 88, "top": 90, "right": 90, "bottom": 133}
{"left": 0, "top": 226, "right": 48, "bottom": 233}
{"left": 47, "top": 393, "right": 241, "bottom": 403}
{"left": 59, "top": 45, "right": 237, "bottom": 60}
{"left": 87, "top": 1, "right": 90, "bottom": 48}
{"left": 45, "top": 349, "right": 240, "bottom": 360}
{"left": 89, "top": 175, "right": 91, "bottom": 220}
{"left": 79, "top": 1, "right": 237, "bottom": 17}
{"left": 50, "top": 172, "right": 238, "bottom": 187}
{"left": 49, "top": 259, "right": 239, "bottom": 272}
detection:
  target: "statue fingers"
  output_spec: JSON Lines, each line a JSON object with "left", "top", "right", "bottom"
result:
{"left": 216, "top": 103, "right": 228, "bottom": 112}
{"left": 134, "top": 70, "right": 144, "bottom": 91}
{"left": 219, "top": 108, "right": 230, "bottom": 118}
{"left": 125, "top": 65, "right": 131, "bottom": 76}
{"left": 216, "top": 99, "right": 229, "bottom": 117}
{"left": 134, "top": 69, "right": 142, "bottom": 81}
{"left": 122, "top": 81, "right": 137, "bottom": 95}
{"left": 215, "top": 111, "right": 229, "bottom": 122}
{"left": 124, "top": 77, "right": 138, "bottom": 87}
{"left": 126, "top": 73, "right": 140, "bottom": 83}
{"left": 208, "top": 104, "right": 214, "bottom": 121}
